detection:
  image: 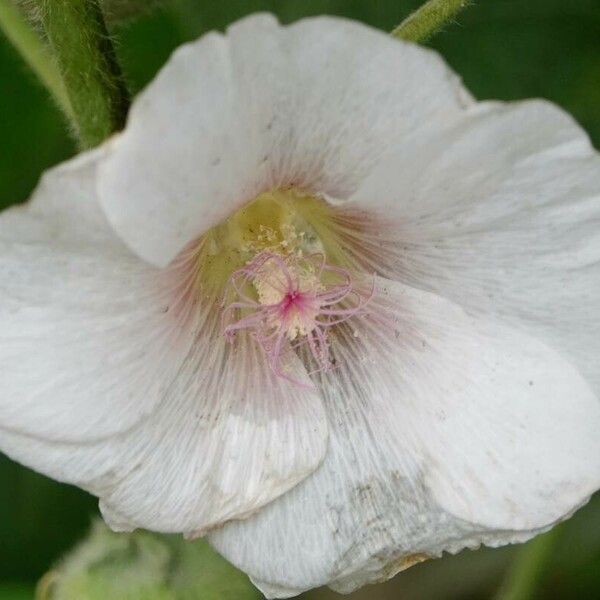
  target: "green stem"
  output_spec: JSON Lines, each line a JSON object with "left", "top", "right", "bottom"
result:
{"left": 495, "top": 528, "right": 562, "bottom": 600}
{"left": 392, "top": 0, "right": 470, "bottom": 43}
{"left": 0, "top": 0, "right": 72, "bottom": 118}
{"left": 36, "top": 0, "right": 130, "bottom": 148}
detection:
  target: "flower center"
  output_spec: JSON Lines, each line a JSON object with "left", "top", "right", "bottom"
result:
{"left": 187, "top": 189, "right": 330, "bottom": 296}
{"left": 169, "top": 189, "right": 371, "bottom": 383}
{"left": 223, "top": 251, "right": 369, "bottom": 383}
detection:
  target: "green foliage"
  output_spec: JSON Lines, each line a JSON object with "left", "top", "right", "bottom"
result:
{"left": 102, "top": 0, "right": 167, "bottom": 24}
{"left": 38, "top": 522, "right": 260, "bottom": 600}
{"left": 392, "top": 0, "right": 470, "bottom": 42}
{"left": 35, "top": 0, "right": 129, "bottom": 148}
{"left": 14, "top": 0, "right": 166, "bottom": 26}
{"left": 0, "top": 0, "right": 71, "bottom": 116}
{"left": 0, "top": 458, "right": 97, "bottom": 582}
{"left": 494, "top": 528, "right": 562, "bottom": 600}
{"left": 0, "top": 584, "right": 34, "bottom": 600}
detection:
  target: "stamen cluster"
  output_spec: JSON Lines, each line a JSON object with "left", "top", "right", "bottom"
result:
{"left": 223, "top": 251, "right": 370, "bottom": 383}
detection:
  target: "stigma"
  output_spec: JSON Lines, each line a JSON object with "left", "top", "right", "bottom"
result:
{"left": 223, "top": 251, "right": 370, "bottom": 383}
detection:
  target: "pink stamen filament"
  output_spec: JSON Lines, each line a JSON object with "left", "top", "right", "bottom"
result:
{"left": 222, "top": 251, "right": 372, "bottom": 384}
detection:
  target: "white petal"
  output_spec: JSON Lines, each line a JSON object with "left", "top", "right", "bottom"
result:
{"left": 97, "top": 14, "right": 471, "bottom": 266}
{"left": 100, "top": 336, "right": 327, "bottom": 534}
{"left": 346, "top": 98, "right": 600, "bottom": 393}
{"left": 0, "top": 155, "right": 327, "bottom": 532}
{"left": 209, "top": 278, "right": 600, "bottom": 597}
{"left": 0, "top": 151, "right": 170, "bottom": 441}
{"left": 1, "top": 333, "right": 327, "bottom": 533}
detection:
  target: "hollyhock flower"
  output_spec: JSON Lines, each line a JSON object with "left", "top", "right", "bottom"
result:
{"left": 1, "top": 12, "right": 600, "bottom": 598}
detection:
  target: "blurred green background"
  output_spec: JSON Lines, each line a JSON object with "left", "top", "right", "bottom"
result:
{"left": 1, "top": 0, "right": 599, "bottom": 598}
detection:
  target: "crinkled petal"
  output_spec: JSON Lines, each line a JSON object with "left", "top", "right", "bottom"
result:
{"left": 345, "top": 98, "right": 600, "bottom": 393}
{"left": 0, "top": 156, "right": 328, "bottom": 532}
{"left": 97, "top": 13, "right": 471, "bottom": 266}
{"left": 209, "top": 278, "right": 600, "bottom": 597}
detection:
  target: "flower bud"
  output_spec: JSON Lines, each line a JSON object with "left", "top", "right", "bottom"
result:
{"left": 37, "top": 521, "right": 260, "bottom": 600}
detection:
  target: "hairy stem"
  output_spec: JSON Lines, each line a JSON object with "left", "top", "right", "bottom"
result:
{"left": 0, "top": 0, "right": 72, "bottom": 117}
{"left": 392, "top": 0, "right": 470, "bottom": 43}
{"left": 36, "top": 0, "right": 129, "bottom": 148}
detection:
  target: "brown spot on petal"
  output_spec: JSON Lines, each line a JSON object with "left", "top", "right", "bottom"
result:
{"left": 382, "top": 552, "right": 431, "bottom": 580}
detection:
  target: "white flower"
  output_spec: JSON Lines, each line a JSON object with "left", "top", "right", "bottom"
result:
{"left": 1, "top": 13, "right": 600, "bottom": 598}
